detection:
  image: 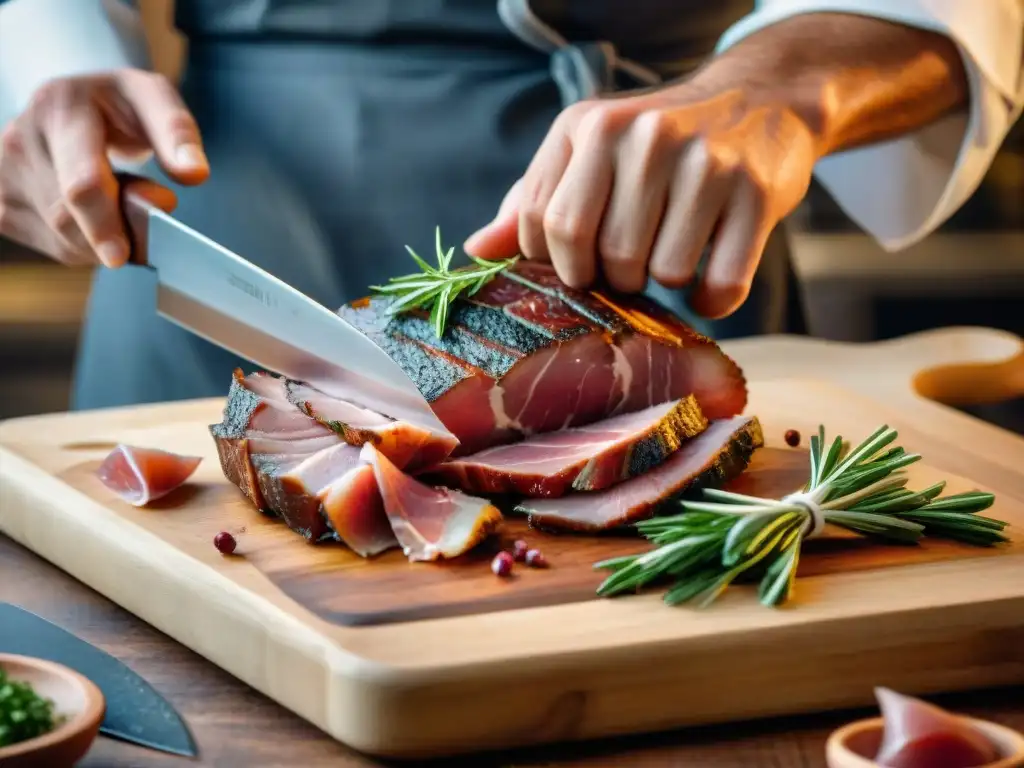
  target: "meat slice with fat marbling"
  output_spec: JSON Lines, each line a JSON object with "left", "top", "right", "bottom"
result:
{"left": 210, "top": 369, "right": 396, "bottom": 552}
{"left": 424, "top": 395, "right": 709, "bottom": 498}
{"left": 361, "top": 443, "right": 503, "bottom": 561}
{"left": 284, "top": 379, "right": 457, "bottom": 470}
{"left": 518, "top": 415, "right": 764, "bottom": 531}
{"left": 96, "top": 445, "right": 202, "bottom": 507}
{"left": 338, "top": 261, "right": 746, "bottom": 455}
{"left": 253, "top": 443, "right": 397, "bottom": 556}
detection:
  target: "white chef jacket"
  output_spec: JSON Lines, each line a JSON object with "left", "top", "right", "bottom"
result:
{"left": 1, "top": 0, "right": 1022, "bottom": 252}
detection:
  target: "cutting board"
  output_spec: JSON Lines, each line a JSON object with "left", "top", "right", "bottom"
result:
{"left": 1, "top": 328, "right": 1023, "bottom": 758}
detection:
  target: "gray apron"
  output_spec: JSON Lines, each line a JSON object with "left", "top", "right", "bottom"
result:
{"left": 72, "top": 0, "right": 806, "bottom": 410}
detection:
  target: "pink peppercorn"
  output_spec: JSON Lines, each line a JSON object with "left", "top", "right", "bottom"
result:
{"left": 491, "top": 551, "right": 514, "bottom": 577}
{"left": 214, "top": 531, "right": 236, "bottom": 555}
{"left": 525, "top": 549, "right": 548, "bottom": 568}
{"left": 511, "top": 539, "right": 529, "bottom": 562}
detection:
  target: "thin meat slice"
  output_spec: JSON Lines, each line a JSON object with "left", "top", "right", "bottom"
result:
{"left": 519, "top": 415, "right": 764, "bottom": 531}
{"left": 338, "top": 261, "right": 747, "bottom": 456}
{"left": 319, "top": 461, "right": 397, "bottom": 557}
{"left": 97, "top": 444, "right": 202, "bottom": 506}
{"left": 285, "top": 380, "right": 457, "bottom": 470}
{"left": 425, "top": 395, "right": 709, "bottom": 498}
{"left": 256, "top": 443, "right": 397, "bottom": 556}
{"left": 360, "top": 443, "right": 502, "bottom": 561}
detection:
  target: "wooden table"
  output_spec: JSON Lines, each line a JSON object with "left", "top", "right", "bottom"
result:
{"left": 3, "top": 328, "right": 1023, "bottom": 766}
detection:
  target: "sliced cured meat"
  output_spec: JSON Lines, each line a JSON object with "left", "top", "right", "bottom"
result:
{"left": 518, "top": 415, "right": 764, "bottom": 531}
{"left": 210, "top": 370, "right": 332, "bottom": 510}
{"left": 285, "top": 380, "right": 457, "bottom": 470}
{"left": 256, "top": 443, "right": 397, "bottom": 556}
{"left": 339, "top": 261, "right": 746, "bottom": 455}
{"left": 210, "top": 369, "right": 345, "bottom": 542}
{"left": 425, "top": 395, "right": 709, "bottom": 498}
{"left": 96, "top": 444, "right": 202, "bottom": 506}
{"left": 360, "top": 443, "right": 502, "bottom": 561}
{"left": 874, "top": 687, "right": 999, "bottom": 768}
{"left": 319, "top": 460, "right": 397, "bottom": 557}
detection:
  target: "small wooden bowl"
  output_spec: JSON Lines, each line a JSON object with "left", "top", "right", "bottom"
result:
{"left": 0, "top": 654, "right": 105, "bottom": 768}
{"left": 827, "top": 715, "right": 1024, "bottom": 768}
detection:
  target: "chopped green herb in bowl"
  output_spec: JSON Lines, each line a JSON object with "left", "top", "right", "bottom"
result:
{"left": 0, "top": 667, "right": 62, "bottom": 748}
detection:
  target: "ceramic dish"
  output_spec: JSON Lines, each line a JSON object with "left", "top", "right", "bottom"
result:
{"left": 0, "top": 654, "right": 105, "bottom": 767}
{"left": 827, "top": 714, "right": 1024, "bottom": 768}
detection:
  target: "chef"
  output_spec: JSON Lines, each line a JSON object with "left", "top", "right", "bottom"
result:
{"left": 0, "top": 0, "right": 1021, "bottom": 411}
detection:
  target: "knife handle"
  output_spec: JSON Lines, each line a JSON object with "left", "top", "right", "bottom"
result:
{"left": 116, "top": 172, "right": 177, "bottom": 268}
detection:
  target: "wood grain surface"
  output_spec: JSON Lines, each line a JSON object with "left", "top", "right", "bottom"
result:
{"left": 5, "top": 534, "right": 1023, "bottom": 768}
{"left": 1, "top": 329, "right": 1023, "bottom": 759}
{"left": 52, "top": 443, "right": 1015, "bottom": 627}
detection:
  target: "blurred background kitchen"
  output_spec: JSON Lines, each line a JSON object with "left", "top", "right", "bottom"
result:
{"left": 1, "top": 2, "right": 1022, "bottom": 429}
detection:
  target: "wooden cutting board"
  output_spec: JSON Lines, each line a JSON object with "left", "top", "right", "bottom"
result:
{"left": 1, "top": 328, "right": 1023, "bottom": 759}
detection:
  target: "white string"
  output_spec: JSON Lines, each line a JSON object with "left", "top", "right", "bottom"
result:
{"left": 783, "top": 492, "right": 827, "bottom": 539}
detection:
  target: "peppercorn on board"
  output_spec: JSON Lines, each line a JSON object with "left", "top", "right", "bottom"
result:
{"left": 1, "top": 329, "right": 1022, "bottom": 759}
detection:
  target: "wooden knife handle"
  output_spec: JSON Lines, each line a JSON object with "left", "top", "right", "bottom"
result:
{"left": 116, "top": 172, "right": 178, "bottom": 268}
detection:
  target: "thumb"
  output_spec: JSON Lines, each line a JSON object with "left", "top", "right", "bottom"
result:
{"left": 464, "top": 178, "right": 522, "bottom": 259}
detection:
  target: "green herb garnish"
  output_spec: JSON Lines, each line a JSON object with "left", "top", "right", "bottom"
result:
{"left": 0, "top": 668, "right": 61, "bottom": 748}
{"left": 595, "top": 424, "right": 1009, "bottom": 608}
{"left": 370, "top": 227, "right": 518, "bottom": 337}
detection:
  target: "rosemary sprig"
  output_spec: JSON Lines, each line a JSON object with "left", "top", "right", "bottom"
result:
{"left": 369, "top": 227, "right": 518, "bottom": 337}
{"left": 594, "top": 425, "right": 1009, "bottom": 608}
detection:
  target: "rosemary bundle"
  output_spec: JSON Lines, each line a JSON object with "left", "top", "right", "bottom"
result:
{"left": 370, "top": 227, "right": 518, "bottom": 337}
{"left": 594, "top": 425, "right": 1008, "bottom": 608}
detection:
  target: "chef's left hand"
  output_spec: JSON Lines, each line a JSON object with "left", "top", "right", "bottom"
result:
{"left": 464, "top": 85, "right": 822, "bottom": 319}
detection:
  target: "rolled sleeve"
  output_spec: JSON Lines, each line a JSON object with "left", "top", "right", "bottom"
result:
{"left": 0, "top": 0, "right": 148, "bottom": 126}
{"left": 716, "top": 0, "right": 1024, "bottom": 251}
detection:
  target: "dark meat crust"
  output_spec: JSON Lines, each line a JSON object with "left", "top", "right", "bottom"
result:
{"left": 339, "top": 261, "right": 747, "bottom": 408}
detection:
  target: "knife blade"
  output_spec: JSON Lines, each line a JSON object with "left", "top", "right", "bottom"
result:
{"left": 0, "top": 603, "right": 197, "bottom": 758}
{"left": 120, "top": 188, "right": 451, "bottom": 435}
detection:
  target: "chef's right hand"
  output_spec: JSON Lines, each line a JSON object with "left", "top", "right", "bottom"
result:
{"left": 0, "top": 69, "right": 209, "bottom": 267}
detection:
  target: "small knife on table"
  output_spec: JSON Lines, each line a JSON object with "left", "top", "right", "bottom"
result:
{"left": 118, "top": 182, "right": 450, "bottom": 435}
{"left": 0, "top": 602, "right": 197, "bottom": 758}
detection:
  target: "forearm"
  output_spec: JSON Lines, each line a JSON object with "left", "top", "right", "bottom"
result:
{"left": 686, "top": 12, "right": 969, "bottom": 158}
{"left": 0, "top": 0, "right": 150, "bottom": 124}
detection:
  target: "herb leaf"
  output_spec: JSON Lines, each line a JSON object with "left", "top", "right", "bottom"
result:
{"left": 594, "top": 424, "right": 1009, "bottom": 609}
{"left": 0, "top": 668, "right": 62, "bottom": 748}
{"left": 369, "top": 227, "right": 519, "bottom": 337}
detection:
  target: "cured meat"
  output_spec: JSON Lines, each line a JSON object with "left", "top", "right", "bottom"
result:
{"left": 874, "top": 687, "right": 999, "bottom": 768}
{"left": 518, "top": 415, "right": 764, "bottom": 531}
{"left": 210, "top": 369, "right": 342, "bottom": 540}
{"left": 339, "top": 261, "right": 746, "bottom": 455}
{"left": 210, "top": 369, "right": 397, "bottom": 549}
{"left": 255, "top": 443, "right": 397, "bottom": 556}
{"left": 96, "top": 444, "right": 202, "bottom": 506}
{"left": 424, "top": 395, "right": 708, "bottom": 498}
{"left": 361, "top": 443, "right": 503, "bottom": 561}
{"left": 285, "top": 380, "right": 457, "bottom": 470}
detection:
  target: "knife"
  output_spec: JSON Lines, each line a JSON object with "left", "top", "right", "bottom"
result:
{"left": 0, "top": 602, "right": 197, "bottom": 758}
{"left": 119, "top": 184, "right": 451, "bottom": 435}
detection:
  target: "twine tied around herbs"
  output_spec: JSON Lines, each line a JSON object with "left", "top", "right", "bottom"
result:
{"left": 594, "top": 424, "right": 1008, "bottom": 609}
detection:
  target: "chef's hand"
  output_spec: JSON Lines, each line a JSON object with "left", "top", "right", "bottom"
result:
{"left": 0, "top": 70, "right": 209, "bottom": 267}
{"left": 464, "top": 85, "right": 821, "bottom": 319}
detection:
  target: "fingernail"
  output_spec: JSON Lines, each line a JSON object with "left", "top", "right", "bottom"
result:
{"left": 97, "top": 239, "right": 127, "bottom": 267}
{"left": 175, "top": 143, "right": 208, "bottom": 170}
